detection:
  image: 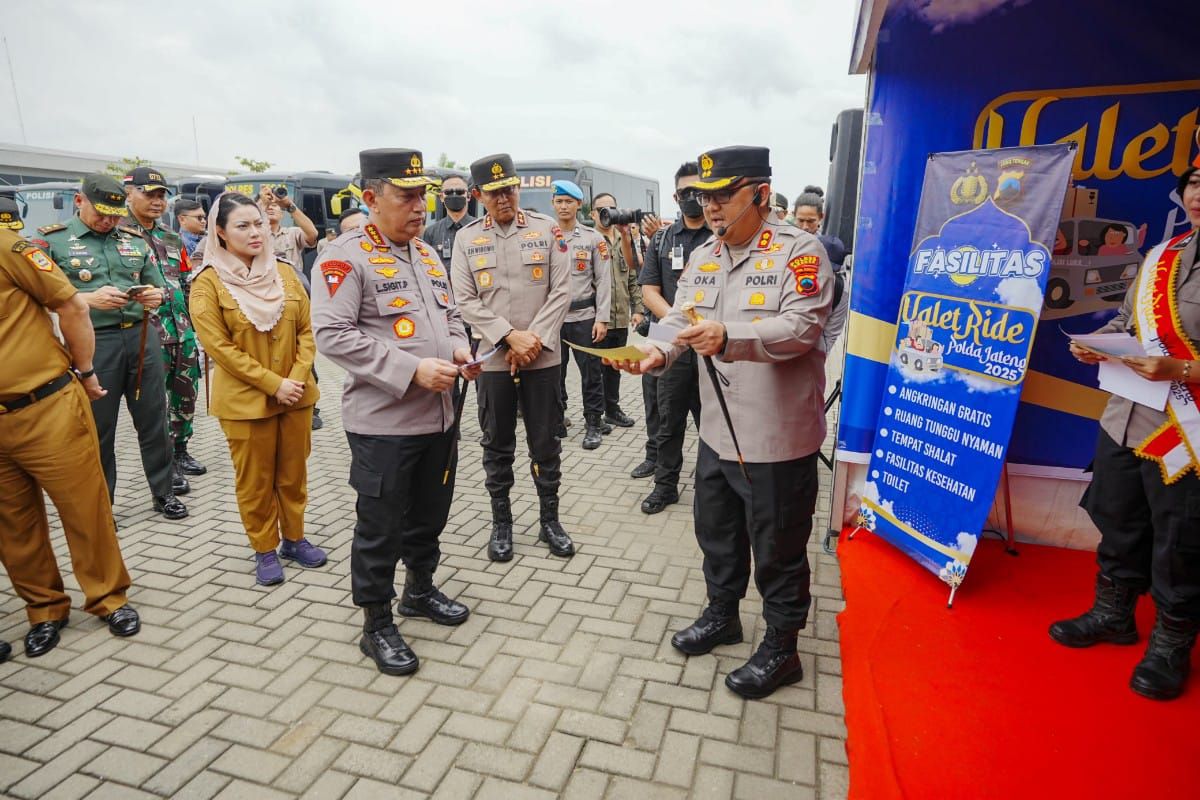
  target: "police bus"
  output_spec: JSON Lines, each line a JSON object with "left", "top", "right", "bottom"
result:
{"left": 1, "top": 182, "right": 79, "bottom": 232}
{"left": 513, "top": 159, "right": 659, "bottom": 217}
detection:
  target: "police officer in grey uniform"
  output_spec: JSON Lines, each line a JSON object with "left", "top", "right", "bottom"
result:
{"left": 551, "top": 179, "right": 612, "bottom": 449}
{"left": 608, "top": 146, "right": 833, "bottom": 700}
{"left": 451, "top": 154, "right": 573, "bottom": 562}
{"left": 312, "top": 149, "right": 478, "bottom": 676}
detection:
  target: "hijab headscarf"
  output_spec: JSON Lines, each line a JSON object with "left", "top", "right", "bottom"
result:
{"left": 198, "top": 192, "right": 284, "bottom": 332}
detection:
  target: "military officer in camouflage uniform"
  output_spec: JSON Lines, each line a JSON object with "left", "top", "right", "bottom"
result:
{"left": 313, "top": 149, "right": 478, "bottom": 677}
{"left": 36, "top": 174, "right": 187, "bottom": 519}
{"left": 607, "top": 146, "right": 832, "bottom": 700}
{"left": 122, "top": 167, "right": 206, "bottom": 481}
{"left": 550, "top": 179, "right": 612, "bottom": 449}
{"left": 451, "top": 154, "right": 574, "bottom": 562}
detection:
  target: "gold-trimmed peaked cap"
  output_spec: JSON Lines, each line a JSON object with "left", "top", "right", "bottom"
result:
{"left": 694, "top": 146, "right": 772, "bottom": 191}
{"left": 123, "top": 166, "right": 168, "bottom": 192}
{"left": 470, "top": 153, "right": 521, "bottom": 192}
{"left": 0, "top": 196, "right": 23, "bottom": 230}
{"left": 81, "top": 173, "right": 129, "bottom": 216}
{"left": 359, "top": 148, "right": 434, "bottom": 189}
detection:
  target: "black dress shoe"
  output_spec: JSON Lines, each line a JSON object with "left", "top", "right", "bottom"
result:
{"left": 725, "top": 626, "right": 804, "bottom": 699}
{"left": 153, "top": 494, "right": 189, "bottom": 520}
{"left": 361, "top": 604, "right": 418, "bottom": 676}
{"left": 171, "top": 463, "right": 191, "bottom": 496}
{"left": 176, "top": 449, "right": 207, "bottom": 475}
{"left": 604, "top": 408, "right": 635, "bottom": 427}
{"left": 311, "top": 409, "right": 325, "bottom": 431}
{"left": 671, "top": 602, "right": 742, "bottom": 655}
{"left": 641, "top": 488, "right": 679, "bottom": 515}
{"left": 630, "top": 459, "right": 656, "bottom": 479}
{"left": 0, "top": 640, "right": 11, "bottom": 664}
{"left": 398, "top": 573, "right": 470, "bottom": 626}
{"left": 104, "top": 606, "right": 141, "bottom": 637}
{"left": 24, "top": 618, "right": 67, "bottom": 658}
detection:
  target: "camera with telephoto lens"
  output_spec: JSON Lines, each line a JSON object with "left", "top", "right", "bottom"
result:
{"left": 272, "top": 185, "right": 288, "bottom": 198}
{"left": 598, "top": 207, "right": 646, "bottom": 227}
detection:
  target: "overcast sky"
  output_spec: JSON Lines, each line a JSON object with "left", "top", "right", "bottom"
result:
{"left": 2, "top": 0, "right": 866, "bottom": 213}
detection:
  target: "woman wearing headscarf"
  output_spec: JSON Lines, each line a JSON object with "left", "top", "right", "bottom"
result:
{"left": 1051, "top": 160, "right": 1200, "bottom": 701}
{"left": 189, "top": 192, "right": 327, "bottom": 586}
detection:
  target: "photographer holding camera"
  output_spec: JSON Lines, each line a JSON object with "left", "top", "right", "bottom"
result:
{"left": 590, "top": 193, "right": 644, "bottom": 428}
{"left": 633, "top": 161, "right": 709, "bottom": 513}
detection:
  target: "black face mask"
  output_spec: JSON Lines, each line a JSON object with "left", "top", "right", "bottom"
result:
{"left": 443, "top": 195, "right": 468, "bottom": 212}
{"left": 680, "top": 197, "right": 703, "bottom": 219}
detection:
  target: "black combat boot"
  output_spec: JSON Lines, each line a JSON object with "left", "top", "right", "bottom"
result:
{"left": 359, "top": 603, "right": 418, "bottom": 676}
{"left": 398, "top": 570, "right": 470, "bottom": 626}
{"left": 537, "top": 495, "right": 575, "bottom": 557}
{"left": 171, "top": 460, "right": 191, "bottom": 495}
{"left": 1049, "top": 573, "right": 1140, "bottom": 647}
{"left": 1130, "top": 611, "right": 1199, "bottom": 701}
{"left": 582, "top": 414, "right": 604, "bottom": 450}
{"left": 725, "top": 626, "right": 804, "bottom": 699}
{"left": 671, "top": 599, "right": 743, "bottom": 655}
{"left": 488, "top": 496, "right": 514, "bottom": 562}
{"left": 175, "top": 447, "right": 207, "bottom": 475}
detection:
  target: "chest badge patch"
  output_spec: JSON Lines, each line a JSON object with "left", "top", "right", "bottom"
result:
{"left": 478, "top": 271, "right": 492, "bottom": 288}
{"left": 787, "top": 255, "right": 821, "bottom": 297}
{"left": 393, "top": 318, "right": 416, "bottom": 338}
{"left": 320, "top": 260, "right": 352, "bottom": 297}
{"left": 369, "top": 255, "right": 397, "bottom": 265}
{"left": 749, "top": 292, "right": 766, "bottom": 306}
{"left": 754, "top": 258, "right": 775, "bottom": 271}
{"left": 531, "top": 267, "right": 545, "bottom": 280}
{"left": 698, "top": 262, "right": 720, "bottom": 272}
{"left": 472, "top": 236, "right": 490, "bottom": 246}
{"left": 359, "top": 241, "right": 374, "bottom": 253}
{"left": 575, "top": 261, "right": 588, "bottom": 272}
{"left": 426, "top": 267, "right": 445, "bottom": 278}
{"left": 375, "top": 267, "right": 398, "bottom": 278}
{"left": 475, "top": 256, "right": 488, "bottom": 268}
{"left": 529, "top": 251, "right": 545, "bottom": 263}
{"left": 79, "top": 269, "right": 93, "bottom": 282}
{"left": 388, "top": 297, "right": 411, "bottom": 310}
{"left": 693, "top": 289, "right": 705, "bottom": 303}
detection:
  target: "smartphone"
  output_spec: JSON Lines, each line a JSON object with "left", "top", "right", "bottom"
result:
{"left": 126, "top": 284, "right": 153, "bottom": 298}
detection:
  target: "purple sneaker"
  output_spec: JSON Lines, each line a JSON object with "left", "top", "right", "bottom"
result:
{"left": 255, "top": 551, "right": 285, "bottom": 586}
{"left": 280, "top": 538, "right": 328, "bottom": 568}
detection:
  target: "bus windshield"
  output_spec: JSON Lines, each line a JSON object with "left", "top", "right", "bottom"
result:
{"left": 515, "top": 169, "right": 584, "bottom": 214}
{"left": 224, "top": 180, "right": 296, "bottom": 202}
{"left": 17, "top": 188, "right": 77, "bottom": 231}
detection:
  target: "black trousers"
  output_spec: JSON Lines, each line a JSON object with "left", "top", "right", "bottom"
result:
{"left": 346, "top": 429, "right": 455, "bottom": 607}
{"left": 1087, "top": 429, "right": 1200, "bottom": 619}
{"left": 600, "top": 327, "right": 628, "bottom": 415}
{"left": 653, "top": 350, "right": 701, "bottom": 492}
{"left": 559, "top": 320, "right": 604, "bottom": 419}
{"left": 694, "top": 439, "right": 817, "bottom": 630}
{"left": 477, "top": 367, "right": 561, "bottom": 498}
{"left": 642, "top": 373, "right": 659, "bottom": 462}
{"left": 92, "top": 325, "right": 174, "bottom": 501}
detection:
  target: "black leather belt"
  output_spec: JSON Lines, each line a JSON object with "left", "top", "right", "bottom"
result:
{"left": 0, "top": 372, "right": 73, "bottom": 415}
{"left": 569, "top": 296, "right": 597, "bottom": 312}
{"left": 94, "top": 320, "right": 139, "bottom": 331}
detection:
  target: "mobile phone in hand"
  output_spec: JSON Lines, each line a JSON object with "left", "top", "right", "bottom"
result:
{"left": 126, "top": 284, "right": 153, "bottom": 299}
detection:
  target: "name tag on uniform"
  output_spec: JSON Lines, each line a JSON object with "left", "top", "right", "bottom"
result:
{"left": 671, "top": 245, "right": 684, "bottom": 271}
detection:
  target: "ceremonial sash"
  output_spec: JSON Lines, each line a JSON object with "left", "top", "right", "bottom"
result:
{"left": 1132, "top": 230, "right": 1200, "bottom": 483}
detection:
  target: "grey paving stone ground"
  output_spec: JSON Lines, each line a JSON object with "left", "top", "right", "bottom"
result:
{"left": 0, "top": 340, "right": 848, "bottom": 799}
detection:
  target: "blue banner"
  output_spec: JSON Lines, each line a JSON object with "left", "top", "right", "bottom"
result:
{"left": 840, "top": 0, "right": 1200, "bottom": 470}
{"left": 857, "top": 145, "right": 1075, "bottom": 588}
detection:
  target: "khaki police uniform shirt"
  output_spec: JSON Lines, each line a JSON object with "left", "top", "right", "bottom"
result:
{"left": 1096, "top": 230, "right": 1200, "bottom": 447}
{"left": 0, "top": 230, "right": 75, "bottom": 399}
{"left": 189, "top": 261, "right": 318, "bottom": 420}
{"left": 37, "top": 217, "right": 165, "bottom": 328}
{"left": 451, "top": 210, "right": 570, "bottom": 372}
{"left": 271, "top": 226, "right": 308, "bottom": 270}
{"left": 646, "top": 219, "right": 833, "bottom": 463}
{"left": 311, "top": 223, "right": 469, "bottom": 436}
{"left": 604, "top": 228, "right": 642, "bottom": 328}
{"left": 561, "top": 224, "right": 612, "bottom": 325}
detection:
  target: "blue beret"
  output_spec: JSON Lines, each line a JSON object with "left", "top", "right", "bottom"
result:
{"left": 551, "top": 180, "right": 584, "bottom": 201}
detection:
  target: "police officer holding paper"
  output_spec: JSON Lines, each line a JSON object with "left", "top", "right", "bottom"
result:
{"left": 312, "top": 149, "right": 478, "bottom": 677}
{"left": 451, "top": 154, "right": 574, "bottom": 562}
{"left": 608, "top": 146, "right": 833, "bottom": 699}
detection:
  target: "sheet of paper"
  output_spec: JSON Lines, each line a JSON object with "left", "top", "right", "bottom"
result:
{"left": 464, "top": 344, "right": 502, "bottom": 368}
{"left": 646, "top": 321, "right": 680, "bottom": 343}
{"left": 1063, "top": 330, "right": 1147, "bottom": 358}
{"left": 564, "top": 341, "right": 652, "bottom": 360}
{"left": 1097, "top": 360, "right": 1170, "bottom": 411}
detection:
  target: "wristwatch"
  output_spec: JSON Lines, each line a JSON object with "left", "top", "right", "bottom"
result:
{"left": 73, "top": 367, "right": 96, "bottom": 380}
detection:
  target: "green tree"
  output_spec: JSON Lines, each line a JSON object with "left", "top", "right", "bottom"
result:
{"left": 235, "top": 156, "right": 273, "bottom": 173}
{"left": 104, "top": 156, "right": 150, "bottom": 178}
{"left": 437, "top": 153, "right": 465, "bottom": 170}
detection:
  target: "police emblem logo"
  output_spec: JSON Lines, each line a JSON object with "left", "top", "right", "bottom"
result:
{"left": 369, "top": 255, "right": 397, "bottom": 265}
{"left": 532, "top": 267, "right": 544, "bottom": 280}
{"left": 478, "top": 270, "right": 492, "bottom": 288}
{"left": 360, "top": 241, "right": 374, "bottom": 252}
{"left": 530, "top": 251, "right": 545, "bottom": 263}
{"left": 491, "top": 162, "right": 503, "bottom": 177}
{"left": 698, "top": 262, "right": 720, "bottom": 272}
{"left": 375, "top": 267, "right": 398, "bottom": 278}
{"left": 388, "top": 296, "right": 410, "bottom": 309}
{"left": 24, "top": 248, "right": 55, "bottom": 272}
{"left": 575, "top": 261, "right": 587, "bottom": 272}
{"left": 320, "top": 260, "right": 352, "bottom": 297}
{"left": 393, "top": 318, "right": 416, "bottom": 338}
{"left": 786, "top": 255, "right": 820, "bottom": 296}
{"left": 694, "top": 289, "right": 705, "bottom": 303}
{"left": 749, "top": 291, "right": 766, "bottom": 306}
{"left": 700, "top": 153, "right": 714, "bottom": 178}
{"left": 754, "top": 258, "right": 775, "bottom": 271}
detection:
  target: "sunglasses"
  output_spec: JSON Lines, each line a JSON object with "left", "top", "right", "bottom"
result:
{"left": 442, "top": 189, "right": 467, "bottom": 196}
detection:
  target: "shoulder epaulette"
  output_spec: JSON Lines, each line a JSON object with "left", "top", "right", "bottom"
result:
{"left": 38, "top": 223, "right": 66, "bottom": 234}
{"left": 275, "top": 256, "right": 294, "bottom": 266}
{"left": 116, "top": 222, "right": 144, "bottom": 236}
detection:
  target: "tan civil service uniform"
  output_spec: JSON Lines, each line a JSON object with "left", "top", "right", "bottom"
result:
{"left": 189, "top": 261, "right": 318, "bottom": 553}
{"left": 0, "top": 229, "right": 131, "bottom": 623}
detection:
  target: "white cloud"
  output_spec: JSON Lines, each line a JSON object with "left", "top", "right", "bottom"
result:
{"left": 955, "top": 532, "right": 978, "bottom": 556}
{"left": 995, "top": 276, "right": 1044, "bottom": 313}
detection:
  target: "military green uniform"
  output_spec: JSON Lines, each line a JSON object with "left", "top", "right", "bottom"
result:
{"left": 126, "top": 217, "right": 201, "bottom": 456}
{"left": 36, "top": 216, "right": 176, "bottom": 502}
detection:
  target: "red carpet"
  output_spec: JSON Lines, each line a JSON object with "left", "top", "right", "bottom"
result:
{"left": 837, "top": 528, "right": 1200, "bottom": 799}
